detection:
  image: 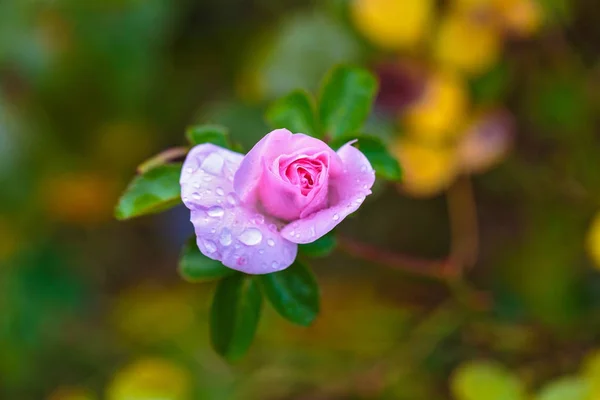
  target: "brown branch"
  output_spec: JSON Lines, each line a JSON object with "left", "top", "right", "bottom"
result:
{"left": 137, "top": 146, "right": 189, "bottom": 174}
{"left": 337, "top": 235, "right": 452, "bottom": 280}
{"left": 446, "top": 176, "right": 479, "bottom": 276}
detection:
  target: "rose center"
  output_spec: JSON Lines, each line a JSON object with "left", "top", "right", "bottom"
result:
{"left": 282, "top": 158, "right": 323, "bottom": 196}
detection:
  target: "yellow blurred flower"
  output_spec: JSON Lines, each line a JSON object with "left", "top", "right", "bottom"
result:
{"left": 393, "top": 138, "right": 459, "bottom": 197}
{"left": 351, "top": 0, "right": 434, "bottom": 50}
{"left": 42, "top": 171, "right": 118, "bottom": 225}
{"left": 583, "top": 349, "right": 600, "bottom": 398}
{"left": 403, "top": 69, "right": 469, "bottom": 143}
{"left": 587, "top": 214, "right": 600, "bottom": 271}
{"left": 457, "top": 109, "right": 514, "bottom": 173}
{"left": 111, "top": 284, "right": 197, "bottom": 346}
{"left": 47, "top": 387, "right": 95, "bottom": 400}
{"left": 451, "top": 0, "right": 544, "bottom": 37}
{"left": 106, "top": 358, "right": 191, "bottom": 400}
{"left": 434, "top": 10, "right": 502, "bottom": 76}
{"left": 496, "top": 0, "right": 544, "bottom": 37}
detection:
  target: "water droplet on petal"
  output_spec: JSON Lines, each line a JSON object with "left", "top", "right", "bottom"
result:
{"left": 271, "top": 261, "right": 279, "bottom": 269}
{"left": 216, "top": 187, "right": 225, "bottom": 196}
{"left": 333, "top": 213, "right": 340, "bottom": 221}
{"left": 258, "top": 249, "right": 265, "bottom": 255}
{"left": 201, "top": 153, "right": 224, "bottom": 174}
{"left": 309, "top": 226, "right": 316, "bottom": 237}
{"left": 268, "top": 224, "right": 278, "bottom": 232}
{"left": 210, "top": 228, "right": 216, "bottom": 234}
{"left": 295, "top": 233, "right": 300, "bottom": 238}
{"left": 219, "top": 228, "right": 232, "bottom": 246}
{"left": 289, "top": 230, "right": 295, "bottom": 236}
{"left": 362, "top": 184, "right": 368, "bottom": 189}
{"left": 239, "top": 228, "right": 263, "bottom": 246}
{"left": 192, "top": 193, "right": 201, "bottom": 200}
{"left": 254, "top": 214, "right": 265, "bottom": 224}
{"left": 360, "top": 165, "right": 367, "bottom": 172}
{"left": 236, "top": 256, "right": 247, "bottom": 266}
{"left": 207, "top": 206, "right": 224, "bottom": 218}
{"left": 206, "top": 189, "right": 212, "bottom": 194}
{"left": 267, "top": 239, "right": 275, "bottom": 247}
{"left": 202, "top": 175, "right": 213, "bottom": 182}
{"left": 226, "top": 193, "right": 238, "bottom": 206}
{"left": 193, "top": 182, "right": 200, "bottom": 189}
{"left": 186, "top": 167, "right": 193, "bottom": 174}
{"left": 202, "top": 239, "right": 217, "bottom": 253}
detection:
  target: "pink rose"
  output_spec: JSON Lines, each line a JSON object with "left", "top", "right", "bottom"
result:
{"left": 180, "top": 129, "right": 375, "bottom": 274}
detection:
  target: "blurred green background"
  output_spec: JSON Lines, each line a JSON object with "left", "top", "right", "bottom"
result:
{"left": 2, "top": 0, "right": 600, "bottom": 399}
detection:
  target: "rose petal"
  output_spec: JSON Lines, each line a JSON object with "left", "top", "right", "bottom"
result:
{"left": 234, "top": 129, "right": 343, "bottom": 206}
{"left": 259, "top": 151, "right": 331, "bottom": 221}
{"left": 181, "top": 143, "right": 297, "bottom": 274}
{"left": 280, "top": 141, "right": 375, "bottom": 244}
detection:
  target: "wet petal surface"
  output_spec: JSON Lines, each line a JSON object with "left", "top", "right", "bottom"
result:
{"left": 181, "top": 144, "right": 297, "bottom": 274}
{"left": 280, "top": 141, "right": 375, "bottom": 244}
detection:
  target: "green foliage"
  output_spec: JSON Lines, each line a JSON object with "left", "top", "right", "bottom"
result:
{"left": 536, "top": 376, "right": 589, "bottom": 400}
{"left": 526, "top": 70, "right": 591, "bottom": 135}
{"left": 470, "top": 61, "right": 511, "bottom": 105}
{"left": 451, "top": 361, "right": 526, "bottom": 400}
{"left": 115, "top": 164, "right": 182, "bottom": 220}
{"left": 330, "top": 134, "right": 402, "bottom": 181}
{"left": 178, "top": 238, "right": 235, "bottom": 282}
{"left": 299, "top": 231, "right": 337, "bottom": 258}
{"left": 260, "top": 261, "right": 320, "bottom": 326}
{"left": 185, "top": 124, "right": 230, "bottom": 148}
{"left": 255, "top": 12, "right": 361, "bottom": 98}
{"left": 210, "top": 274, "right": 263, "bottom": 361}
{"left": 266, "top": 90, "right": 320, "bottom": 138}
{"left": 318, "top": 65, "right": 378, "bottom": 139}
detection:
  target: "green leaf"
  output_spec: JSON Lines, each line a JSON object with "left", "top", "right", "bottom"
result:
{"left": 260, "top": 261, "right": 319, "bottom": 326}
{"left": 115, "top": 163, "right": 182, "bottom": 220}
{"left": 318, "top": 65, "right": 378, "bottom": 139}
{"left": 451, "top": 361, "right": 526, "bottom": 400}
{"left": 470, "top": 61, "right": 511, "bottom": 105}
{"left": 266, "top": 90, "right": 320, "bottom": 138}
{"left": 330, "top": 135, "right": 402, "bottom": 181}
{"left": 299, "top": 232, "right": 337, "bottom": 258}
{"left": 186, "top": 124, "right": 230, "bottom": 147}
{"left": 536, "top": 376, "right": 589, "bottom": 400}
{"left": 210, "top": 274, "right": 262, "bottom": 361}
{"left": 179, "top": 238, "right": 234, "bottom": 282}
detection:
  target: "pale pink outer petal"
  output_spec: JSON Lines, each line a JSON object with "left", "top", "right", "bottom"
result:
{"left": 280, "top": 142, "right": 376, "bottom": 244}
{"left": 181, "top": 143, "right": 297, "bottom": 274}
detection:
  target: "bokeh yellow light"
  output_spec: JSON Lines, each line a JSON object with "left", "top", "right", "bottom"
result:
{"left": 434, "top": 11, "right": 502, "bottom": 75}
{"left": 393, "top": 138, "right": 459, "bottom": 197}
{"left": 42, "top": 172, "right": 118, "bottom": 225}
{"left": 106, "top": 358, "right": 191, "bottom": 400}
{"left": 351, "top": 0, "right": 434, "bottom": 50}
{"left": 587, "top": 214, "right": 600, "bottom": 271}
{"left": 403, "top": 69, "right": 469, "bottom": 143}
